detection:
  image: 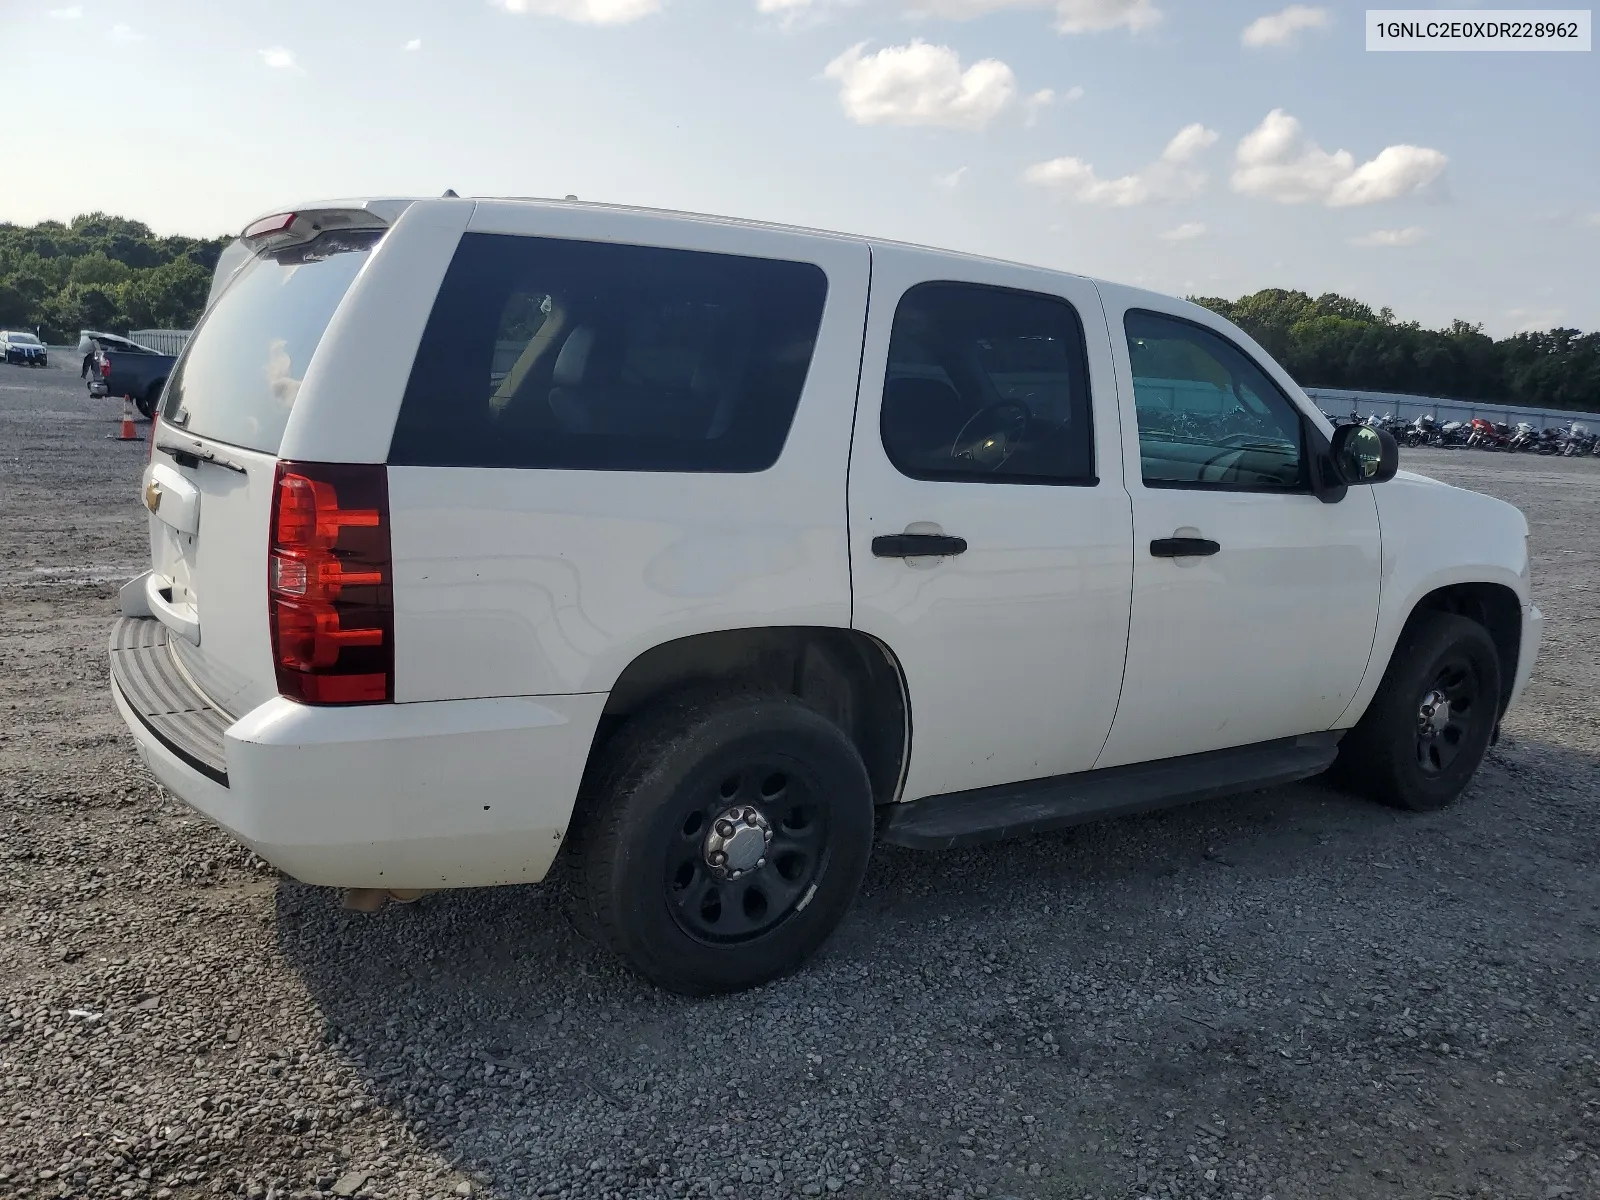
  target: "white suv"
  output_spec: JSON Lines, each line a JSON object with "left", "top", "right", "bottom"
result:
{"left": 110, "top": 197, "right": 1544, "bottom": 995}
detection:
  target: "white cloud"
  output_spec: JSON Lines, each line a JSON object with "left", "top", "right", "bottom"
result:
{"left": 1505, "top": 307, "right": 1565, "bottom": 333}
{"left": 48, "top": 5, "right": 83, "bottom": 18}
{"left": 756, "top": 0, "right": 861, "bottom": 28}
{"left": 489, "top": 0, "right": 662, "bottom": 23}
{"left": 1349, "top": 226, "right": 1425, "bottom": 247}
{"left": 1023, "top": 88, "right": 1055, "bottom": 124}
{"left": 403, "top": 38, "right": 423, "bottom": 50}
{"left": 1159, "top": 222, "right": 1206, "bottom": 241}
{"left": 1024, "top": 122, "right": 1218, "bottom": 206}
{"left": 111, "top": 22, "right": 144, "bottom": 41}
{"left": 936, "top": 166, "right": 969, "bottom": 188}
{"left": 1062, "top": 84, "right": 1085, "bottom": 102}
{"left": 259, "top": 46, "right": 304, "bottom": 72}
{"left": 1052, "top": 0, "right": 1159, "bottom": 32}
{"left": 1231, "top": 110, "right": 1447, "bottom": 206}
{"left": 1241, "top": 5, "right": 1330, "bottom": 48}
{"left": 824, "top": 41, "right": 1019, "bottom": 130}
{"left": 902, "top": 0, "right": 1161, "bottom": 34}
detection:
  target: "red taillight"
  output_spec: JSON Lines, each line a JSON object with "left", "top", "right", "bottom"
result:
{"left": 268, "top": 461, "right": 393, "bottom": 705}
{"left": 100, "top": 355, "right": 112, "bottom": 377}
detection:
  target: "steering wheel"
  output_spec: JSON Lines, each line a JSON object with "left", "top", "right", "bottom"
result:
{"left": 951, "top": 400, "right": 1032, "bottom": 470}
{"left": 1197, "top": 446, "right": 1243, "bottom": 482}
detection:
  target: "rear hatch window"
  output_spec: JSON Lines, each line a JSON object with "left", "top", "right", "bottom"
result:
{"left": 162, "top": 229, "right": 381, "bottom": 453}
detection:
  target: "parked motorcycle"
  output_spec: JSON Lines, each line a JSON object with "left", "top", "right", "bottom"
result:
{"left": 1507, "top": 421, "right": 1538, "bottom": 452}
{"left": 1439, "top": 420, "right": 1470, "bottom": 447}
{"left": 1560, "top": 423, "right": 1595, "bottom": 456}
{"left": 1535, "top": 426, "right": 1567, "bottom": 455}
{"left": 1405, "top": 414, "right": 1440, "bottom": 447}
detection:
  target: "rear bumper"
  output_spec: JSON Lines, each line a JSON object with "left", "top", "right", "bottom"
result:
{"left": 109, "top": 617, "right": 606, "bottom": 889}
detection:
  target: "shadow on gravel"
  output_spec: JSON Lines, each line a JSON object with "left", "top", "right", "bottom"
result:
{"left": 275, "top": 735, "right": 1600, "bottom": 1198}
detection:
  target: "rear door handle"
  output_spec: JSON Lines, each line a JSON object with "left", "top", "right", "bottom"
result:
{"left": 872, "top": 534, "right": 968, "bottom": 558}
{"left": 1150, "top": 537, "right": 1220, "bottom": 558}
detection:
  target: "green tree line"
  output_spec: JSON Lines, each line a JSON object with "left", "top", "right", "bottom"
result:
{"left": 0, "top": 213, "right": 226, "bottom": 344}
{"left": 1192, "top": 289, "right": 1599, "bottom": 412}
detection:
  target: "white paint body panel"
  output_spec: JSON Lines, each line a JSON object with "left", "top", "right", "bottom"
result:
{"left": 280, "top": 200, "right": 474, "bottom": 464}
{"left": 389, "top": 205, "right": 871, "bottom": 701}
{"left": 1335, "top": 469, "right": 1533, "bottom": 727}
{"left": 114, "top": 679, "right": 604, "bottom": 888}
{"left": 847, "top": 245, "right": 1133, "bottom": 801}
{"left": 1093, "top": 283, "right": 1384, "bottom": 768}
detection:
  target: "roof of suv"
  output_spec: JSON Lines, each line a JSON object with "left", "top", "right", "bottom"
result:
{"left": 256, "top": 194, "right": 1110, "bottom": 289}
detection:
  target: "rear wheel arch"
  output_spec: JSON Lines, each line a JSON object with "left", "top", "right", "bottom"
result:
{"left": 589, "top": 627, "right": 910, "bottom": 809}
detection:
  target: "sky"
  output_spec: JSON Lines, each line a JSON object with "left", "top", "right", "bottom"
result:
{"left": 1, "top": 0, "right": 1595, "bottom": 336}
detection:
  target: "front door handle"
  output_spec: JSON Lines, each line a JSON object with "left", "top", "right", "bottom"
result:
{"left": 873, "top": 533, "right": 968, "bottom": 558}
{"left": 1150, "top": 537, "right": 1220, "bottom": 558}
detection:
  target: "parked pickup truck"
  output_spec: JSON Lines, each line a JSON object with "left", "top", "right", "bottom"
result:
{"left": 85, "top": 334, "right": 177, "bottom": 418}
{"left": 109, "top": 196, "right": 1543, "bottom": 996}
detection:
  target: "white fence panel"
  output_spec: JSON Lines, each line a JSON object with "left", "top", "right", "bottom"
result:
{"left": 129, "top": 329, "right": 192, "bottom": 356}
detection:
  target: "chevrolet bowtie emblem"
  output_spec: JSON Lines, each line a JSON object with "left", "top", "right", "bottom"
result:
{"left": 144, "top": 481, "right": 162, "bottom": 513}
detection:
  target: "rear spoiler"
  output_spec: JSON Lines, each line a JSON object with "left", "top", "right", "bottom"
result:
{"left": 206, "top": 200, "right": 414, "bottom": 313}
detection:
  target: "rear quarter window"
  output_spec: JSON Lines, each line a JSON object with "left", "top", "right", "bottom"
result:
{"left": 162, "top": 229, "right": 380, "bottom": 453}
{"left": 388, "top": 233, "right": 829, "bottom": 472}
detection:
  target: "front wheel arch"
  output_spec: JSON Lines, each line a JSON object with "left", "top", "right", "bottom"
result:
{"left": 1398, "top": 583, "right": 1522, "bottom": 718}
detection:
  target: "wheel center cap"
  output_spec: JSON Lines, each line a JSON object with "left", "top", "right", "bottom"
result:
{"left": 703, "top": 806, "right": 773, "bottom": 879}
{"left": 1418, "top": 689, "right": 1451, "bottom": 736}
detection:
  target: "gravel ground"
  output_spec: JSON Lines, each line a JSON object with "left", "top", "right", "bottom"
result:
{"left": 2, "top": 359, "right": 1598, "bottom": 1200}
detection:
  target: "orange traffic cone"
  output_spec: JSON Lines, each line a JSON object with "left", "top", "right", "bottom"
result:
{"left": 109, "top": 394, "right": 142, "bottom": 442}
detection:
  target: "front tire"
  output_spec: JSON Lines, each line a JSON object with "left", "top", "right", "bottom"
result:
{"left": 1334, "top": 612, "right": 1501, "bottom": 811}
{"left": 566, "top": 690, "right": 875, "bottom": 995}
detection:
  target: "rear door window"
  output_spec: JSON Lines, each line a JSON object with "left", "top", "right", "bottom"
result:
{"left": 162, "top": 230, "right": 380, "bottom": 453}
{"left": 389, "top": 234, "right": 829, "bottom": 472}
{"left": 880, "top": 282, "right": 1095, "bottom": 484}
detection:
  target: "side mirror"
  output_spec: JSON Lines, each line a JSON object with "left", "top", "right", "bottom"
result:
{"left": 1330, "top": 422, "right": 1399, "bottom": 486}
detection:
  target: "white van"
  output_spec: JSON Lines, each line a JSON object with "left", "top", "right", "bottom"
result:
{"left": 110, "top": 197, "right": 1543, "bottom": 995}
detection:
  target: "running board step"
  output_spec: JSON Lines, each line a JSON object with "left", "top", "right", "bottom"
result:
{"left": 881, "top": 732, "right": 1343, "bottom": 850}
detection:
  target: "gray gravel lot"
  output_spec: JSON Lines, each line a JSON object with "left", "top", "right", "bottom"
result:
{"left": 2, "top": 359, "right": 1598, "bottom": 1200}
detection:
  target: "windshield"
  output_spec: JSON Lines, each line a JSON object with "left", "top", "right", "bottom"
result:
{"left": 162, "top": 229, "right": 381, "bottom": 453}
{"left": 9, "top": 333, "right": 41, "bottom": 344}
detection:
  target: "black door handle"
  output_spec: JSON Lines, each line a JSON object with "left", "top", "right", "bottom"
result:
{"left": 873, "top": 534, "right": 968, "bottom": 558}
{"left": 1150, "top": 537, "right": 1220, "bottom": 558}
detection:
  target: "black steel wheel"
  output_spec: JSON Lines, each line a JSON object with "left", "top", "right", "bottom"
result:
{"left": 567, "top": 689, "right": 875, "bottom": 995}
{"left": 664, "top": 759, "right": 830, "bottom": 946}
{"left": 1413, "top": 656, "right": 1482, "bottom": 777}
{"left": 1334, "top": 612, "right": 1501, "bottom": 811}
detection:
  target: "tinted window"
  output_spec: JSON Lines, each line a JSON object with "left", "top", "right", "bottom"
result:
{"left": 880, "top": 282, "right": 1093, "bottom": 484}
{"left": 1125, "top": 310, "right": 1305, "bottom": 490}
{"left": 389, "top": 234, "right": 829, "bottom": 472}
{"left": 162, "top": 230, "right": 380, "bottom": 453}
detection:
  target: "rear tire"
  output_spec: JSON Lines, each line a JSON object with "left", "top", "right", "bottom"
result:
{"left": 137, "top": 381, "right": 163, "bottom": 420}
{"left": 1334, "top": 612, "right": 1501, "bottom": 812}
{"left": 566, "top": 689, "right": 875, "bottom": 995}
